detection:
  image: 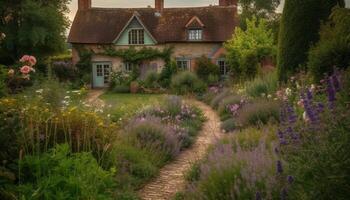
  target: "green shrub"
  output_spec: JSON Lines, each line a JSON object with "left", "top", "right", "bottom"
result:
{"left": 144, "top": 71, "right": 160, "bottom": 89}
{"left": 195, "top": 56, "right": 220, "bottom": 83}
{"left": 171, "top": 71, "right": 207, "bottom": 95}
{"left": 17, "top": 144, "right": 116, "bottom": 200}
{"left": 277, "top": 0, "right": 344, "bottom": 82}
{"left": 159, "top": 60, "right": 177, "bottom": 88}
{"left": 237, "top": 100, "right": 280, "bottom": 127}
{"left": 308, "top": 8, "right": 350, "bottom": 81}
{"left": 210, "top": 89, "right": 232, "bottom": 109}
{"left": 109, "top": 71, "right": 132, "bottom": 92}
{"left": 240, "top": 50, "right": 260, "bottom": 79}
{"left": 221, "top": 118, "right": 236, "bottom": 132}
{"left": 112, "top": 85, "right": 130, "bottom": 93}
{"left": 245, "top": 71, "right": 278, "bottom": 97}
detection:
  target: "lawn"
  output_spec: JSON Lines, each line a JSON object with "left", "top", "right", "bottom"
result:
{"left": 101, "top": 93, "right": 166, "bottom": 123}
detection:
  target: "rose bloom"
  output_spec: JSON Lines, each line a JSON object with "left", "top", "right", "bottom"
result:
{"left": 20, "top": 55, "right": 31, "bottom": 63}
{"left": 28, "top": 56, "right": 37, "bottom": 66}
{"left": 20, "top": 65, "right": 32, "bottom": 74}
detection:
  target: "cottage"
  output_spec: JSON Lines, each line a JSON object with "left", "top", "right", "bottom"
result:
{"left": 68, "top": 0, "right": 238, "bottom": 88}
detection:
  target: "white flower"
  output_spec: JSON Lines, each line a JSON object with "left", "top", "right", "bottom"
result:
{"left": 261, "top": 93, "right": 266, "bottom": 97}
{"left": 64, "top": 96, "right": 70, "bottom": 99}
{"left": 36, "top": 89, "right": 43, "bottom": 93}
{"left": 285, "top": 88, "right": 292, "bottom": 96}
{"left": 303, "top": 111, "right": 309, "bottom": 122}
{"left": 310, "top": 84, "right": 316, "bottom": 92}
{"left": 107, "top": 114, "right": 111, "bottom": 118}
{"left": 267, "top": 94, "right": 272, "bottom": 99}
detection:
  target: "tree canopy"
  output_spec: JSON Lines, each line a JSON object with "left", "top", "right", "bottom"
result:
{"left": 0, "top": 0, "right": 71, "bottom": 65}
{"left": 225, "top": 16, "right": 275, "bottom": 78}
{"left": 277, "top": 0, "right": 345, "bottom": 82}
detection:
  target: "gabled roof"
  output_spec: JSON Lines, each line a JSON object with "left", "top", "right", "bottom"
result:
{"left": 68, "top": 6, "right": 238, "bottom": 44}
{"left": 185, "top": 16, "right": 205, "bottom": 28}
{"left": 113, "top": 12, "right": 157, "bottom": 44}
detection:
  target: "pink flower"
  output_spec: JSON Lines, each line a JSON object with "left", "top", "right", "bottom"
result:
{"left": 20, "top": 65, "right": 32, "bottom": 74}
{"left": 19, "top": 55, "right": 37, "bottom": 66}
{"left": 28, "top": 56, "right": 37, "bottom": 66}
{"left": 297, "top": 99, "right": 304, "bottom": 107}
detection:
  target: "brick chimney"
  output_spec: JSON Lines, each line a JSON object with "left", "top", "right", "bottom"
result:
{"left": 219, "top": 0, "right": 238, "bottom": 6}
{"left": 155, "top": 0, "right": 164, "bottom": 12}
{"left": 78, "top": 0, "right": 91, "bottom": 11}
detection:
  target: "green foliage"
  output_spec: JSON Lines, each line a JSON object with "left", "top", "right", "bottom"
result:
{"left": 245, "top": 71, "right": 278, "bottom": 97}
{"left": 210, "top": 89, "right": 232, "bottom": 109}
{"left": 221, "top": 118, "right": 236, "bottom": 132}
{"left": 109, "top": 71, "right": 133, "bottom": 93}
{"left": 102, "top": 46, "right": 173, "bottom": 64}
{"left": 0, "top": 65, "right": 7, "bottom": 97}
{"left": 194, "top": 56, "right": 220, "bottom": 83}
{"left": 238, "top": 0, "right": 280, "bottom": 29}
{"left": 17, "top": 144, "right": 116, "bottom": 200}
{"left": 144, "top": 71, "right": 160, "bottom": 89}
{"left": 75, "top": 46, "right": 93, "bottom": 86}
{"left": 277, "top": 0, "right": 345, "bottom": 82}
{"left": 237, "top": 100, "right": 280, "bottom": 127}
{"left": 308, "top": 7, "right": 350, "bottom": 81}
{"left": 218, "top": 95, "right": 242, "bottom": 118}
{"left": 171, "top": 72, "right": 207, "bottom": 95}
{"left": 159, "top": 60, "right": 178, "bottom": 88}
{"left": 0, "top": 0, "right": 70, "bottom": 64}
{"left": 225, "top": 16, "right": 275, "bottom": 79}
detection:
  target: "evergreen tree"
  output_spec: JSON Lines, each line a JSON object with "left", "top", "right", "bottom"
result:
{"left": 0, "top": 0, "right": 71, "bottom": 65}
{"left": 277, "top": 0, "right": 345, "bottom": 82}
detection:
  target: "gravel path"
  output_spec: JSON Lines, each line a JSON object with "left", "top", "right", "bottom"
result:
{"left": 138, "top": 99, "right": 223, "bottom": 200}
{"left": 86, "top": 89, "right": 105, "bottom": 107}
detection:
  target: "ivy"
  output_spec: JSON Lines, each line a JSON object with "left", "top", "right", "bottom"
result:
{"left": 100, "top": 46, "right": 173, "bottom": 64}
{"left": 74, "top": 45, "right": 93, "bottom": 85}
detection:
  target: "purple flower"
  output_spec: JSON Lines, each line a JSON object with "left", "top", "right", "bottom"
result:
{"left": 281, "top": 188, "right": 288, "bottom": 200}
{"left": 287, "top": 175, "right": 294, "bottom": 184}
{"left": 255, "top": 191, "right": 262, "bottom": 200}
{"left": 277, "top": 160, "right": 283, "bottom": 174}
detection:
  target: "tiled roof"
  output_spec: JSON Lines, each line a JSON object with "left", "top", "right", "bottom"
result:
{"left": 68, "top": 6, "right": 238, "bottom": 44}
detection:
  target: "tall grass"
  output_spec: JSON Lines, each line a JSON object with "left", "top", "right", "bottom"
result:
{"left": 245, "top": 71, "right": 278, "bottom": 98}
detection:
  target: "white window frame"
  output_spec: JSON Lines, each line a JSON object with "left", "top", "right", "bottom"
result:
{"left": 123, "top": 62, "right": 133, "bottom": 72}
{"left": 188, "top": 29, "right": 203, "bottom": 41}
{"left": 176, "top": 58, "right": 191, "bottom": 71}
{"left": 217, "top": 59, "right": 229, "bottom": 76}
{"left": 128, "top": 28, "right": 145, "bottom": 45}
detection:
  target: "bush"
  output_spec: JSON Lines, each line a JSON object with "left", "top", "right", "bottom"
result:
{"left": 17, "top": 144, "right": 116, "bottom": 200}
{"left": 143, "top": 71, "right": 160, "bottom": 89}
{"left": 195, "top": 56, "right": 220, "bottom": 83}
{"left": 126, "top": 116, "right": 181, "bottom": 161}
{"left": 245, "top": 71, "right": 278, "bottom": 97}
{"left": 240, "top": 50, "right": 260, "bottom": 79}
{"left": 171, "top": 71, "right": 207, "bottom": 95}
{"left": 217, "top": 95, "right": 243, "bottom": 118}
{"left": 221, "top": 118, "right": 236, "bottom": 132}
{"left": 308, "top": 8, "right": 350, "bottom": 81}
{"left": 109, "top": 71, "right": 133, "bottom": 92}
{"left": 159, "top": 60, "right": 177, "bottom": 88}
{"left": 210, "top": 89, "right": 232, "bottom": 109}
{"left": 237, "top": 100, "right": 280, "bottom": 127}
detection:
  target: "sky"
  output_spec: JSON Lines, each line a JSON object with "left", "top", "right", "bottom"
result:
{"left": 67, "top": 0, "right": 350, "bottom": 22}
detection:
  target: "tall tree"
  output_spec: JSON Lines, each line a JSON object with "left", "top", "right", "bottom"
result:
{"left": 238, "top": 0, "right": 281, "bottom": 29}
{"left": 277, "top": 0, "right": 345, "bottom": 82}
{"left": 0, "top": 0, "right": 71, "bottom": 65}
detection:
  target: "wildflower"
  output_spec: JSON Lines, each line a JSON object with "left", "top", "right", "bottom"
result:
{"left": 277, "top": 160, "right": 283, "bottom": 174}
{"left": 310, "top": 84, "right": 316, "bottom": 92}
{"left": 20, "top": 65, "right": 32, "bottom": 74}
{"left": 285, "top": 88, "right": 292, "bottom": 97}
{"left": 8, "top": 69, "right": 14, "bottom": 76}
{"left": 64, "top": 96, "right": 70, "bottom": 99}
{"left": 267, "top": 94, "right": 272, "bottom": 99}
{"left": 261, "top": 93, "right": 266, "bottom": 98}
{"left": 255, "top": 192, "right": 262, "bottom": 200}
{"left": 287, "top": 175, "right": 294, "bottom": 184}
{"left": 297, "top": 99, "right": 304, "bottom": 107}
{"left": 36, "top": 89, "right": 43, "bottom": 93}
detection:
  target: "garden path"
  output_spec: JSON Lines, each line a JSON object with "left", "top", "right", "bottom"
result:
{"left": 86, "top": 89, "right": 105, "bottom": 107}
{"left": 138, "top": 99, "right": 223, "bottom": 200}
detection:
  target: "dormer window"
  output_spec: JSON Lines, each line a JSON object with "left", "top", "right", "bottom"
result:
{"left": 129, "top": 29, "right": 144, "bottom": 44}
{"left": 188, "top": 29, "right": 203, "bottom": 41}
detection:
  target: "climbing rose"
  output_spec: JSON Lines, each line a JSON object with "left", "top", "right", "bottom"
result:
{"left": 20, "top": 55, "right": 37, "bottom": 66}
{"left": 20, "top": 65, "right": 32, "bottom": 74}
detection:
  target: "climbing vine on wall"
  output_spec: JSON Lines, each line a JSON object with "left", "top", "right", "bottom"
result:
{"left": 100, "top": 46, "right": 173, "bottom": 64}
